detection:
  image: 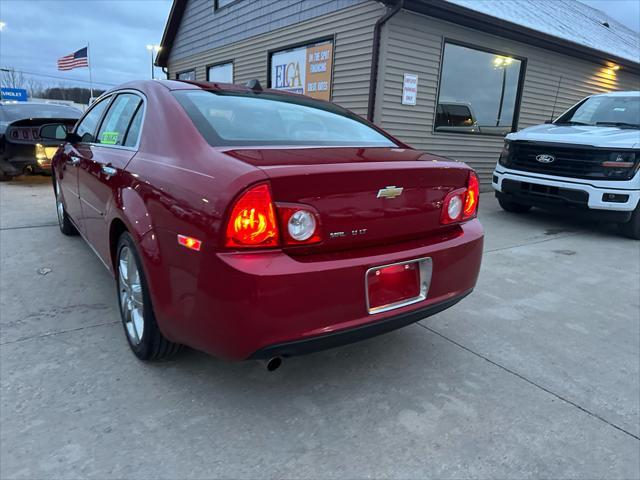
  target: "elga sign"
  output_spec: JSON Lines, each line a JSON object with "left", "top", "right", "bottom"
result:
{"left": 270, "top": 41, "right": 333, "bottom": 101}
{"left": 0, "top": 87, "right": 28, "bottom": 102}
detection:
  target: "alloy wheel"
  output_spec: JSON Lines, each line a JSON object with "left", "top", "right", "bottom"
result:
{"left": 55, "top": 181, "right": 65, "bottom": 227}
{"left": 118, "top": 246, "right": 145, "bottom": 345}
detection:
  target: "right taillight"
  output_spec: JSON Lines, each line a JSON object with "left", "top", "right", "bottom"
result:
{"left": 440, "top": 171, "right": 480, "bottom": 225}
{"left": 441, "top": 188, "right": 466, "bottom": 224}
{"left": 225, "top": 183, "right": 280, "bottom": 248}
{"left": 463, "top": 171, "right": 479, "bottom": 220}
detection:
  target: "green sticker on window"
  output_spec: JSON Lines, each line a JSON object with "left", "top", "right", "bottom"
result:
{"left": 101, "top": 131, "right": 119, "bottom": 145}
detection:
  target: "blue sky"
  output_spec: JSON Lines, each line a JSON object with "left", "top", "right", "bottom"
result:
{"left": 580, "top": 0, "right": 640, "bottom": 32}
{"left": 0, "top": 0, "right": 173, "bottom": 91}
{"left": 0, "top": 0, "right": 638, "bottom": 92}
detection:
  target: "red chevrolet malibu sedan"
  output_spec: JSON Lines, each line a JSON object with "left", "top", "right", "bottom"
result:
{"left": 42, "top": 80, "right": 483, "bottom": 367}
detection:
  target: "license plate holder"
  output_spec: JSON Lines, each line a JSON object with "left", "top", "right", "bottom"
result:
{"left": 365, "top": 257, "right": 432, "bottom": 314}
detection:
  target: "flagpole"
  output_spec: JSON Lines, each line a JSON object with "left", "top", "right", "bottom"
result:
{"left": 87, "top": 42, "right": 94, "bottom": 102}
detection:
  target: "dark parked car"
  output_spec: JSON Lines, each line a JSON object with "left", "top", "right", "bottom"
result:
{"left": 0, "top": 101, "right": 81, "bottom": 180}
{"left": 42, "top": 80, "right": 483, "bottom": 369}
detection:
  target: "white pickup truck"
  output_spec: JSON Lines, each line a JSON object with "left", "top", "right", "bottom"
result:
{"left": 493, "top": 91, "right": 640, "bottom": 239}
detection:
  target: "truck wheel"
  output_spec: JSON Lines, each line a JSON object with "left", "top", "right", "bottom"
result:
{"left": 116, "top": 232, "right": 182, "bottom": 361}
{"left": 498, "top": 196, "right": 532, "bottom": 213}
{"left": 619, "top": 206, "right": 640, "bottom": 240}
{"left": 54, "top": 177, "right": 78, "bottom": 236}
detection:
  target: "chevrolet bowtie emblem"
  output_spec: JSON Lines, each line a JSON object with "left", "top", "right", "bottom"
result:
{"left": 377, "top": 186, "right": 404, "bottom": 199}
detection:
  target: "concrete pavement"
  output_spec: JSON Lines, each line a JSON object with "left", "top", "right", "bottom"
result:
{"left": 1, "top": 175, "right": 639, "bottom": 479}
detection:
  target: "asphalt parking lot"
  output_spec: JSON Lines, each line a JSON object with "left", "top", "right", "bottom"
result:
{"left": 1, "top": 175, "right": 639, "bottom": 479}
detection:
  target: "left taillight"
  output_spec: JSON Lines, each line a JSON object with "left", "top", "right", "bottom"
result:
{"left": 224, "top": 183, "right": 322, "bottom": 249}
{"left": 225, "top": 183, "right": 280, "bottom": 248}
{"left": 440, "top": 171, "right": 480, "bottom": 225}
{"left": 278, "top": 206, "right": 322, "bottom": 245}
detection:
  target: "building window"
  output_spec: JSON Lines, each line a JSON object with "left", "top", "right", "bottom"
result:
{"left": 435, "top": 42, "right": 524, "bottom": 135}
{"left": 207, "top": 62, "right": 233, "bottom": 83}
{"left": 214, "top": 0, "right": 236, "bottom": 10}
{"left": 176, "top": 70, "right": 196, "bottom": 81}
{"left": 269, "top": 39, "right": 334, "bottom": 101}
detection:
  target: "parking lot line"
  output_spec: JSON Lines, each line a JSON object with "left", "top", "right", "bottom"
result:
{"left": 419, "top": 322, "right": 640, "bottom": 441}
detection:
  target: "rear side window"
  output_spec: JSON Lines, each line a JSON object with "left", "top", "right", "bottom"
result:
{"left": 76, "top": 97, "right": 110, "bottom": 143}
{"left": 173, "top": 90, "right": 396, "bottom": 147}
{"left": 97, "top": 93, "right": 142, "bottom": 146}
{"left": 123, "top": 105, "right": 144, "bottom": 147}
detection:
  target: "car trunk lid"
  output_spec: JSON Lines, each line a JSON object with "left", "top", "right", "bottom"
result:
{"left": 223, "top": 147, "right": 472, "bottom": 251}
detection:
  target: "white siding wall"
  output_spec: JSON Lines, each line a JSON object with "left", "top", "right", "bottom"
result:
{"left": 169, "top": 0, "right": 368, "bottom": 61}
{"left": 168, "top": 1, "right": 384, "bottom": 116}
{"left": 376, "top": 10, "right": 640, "bottom": 188}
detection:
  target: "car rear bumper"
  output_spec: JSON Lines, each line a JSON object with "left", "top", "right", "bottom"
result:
{"left": 493, "top": 166, "right": 640, "bottom": 213}
{"left": 154, "top": 220, "right": 483, "bottom": 360}
{"left": 248, "top": 289, "right": 472, "bottom": 359}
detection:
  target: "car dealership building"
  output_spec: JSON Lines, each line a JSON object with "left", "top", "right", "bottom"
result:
{"left": 157, "top": 0, "right": 640, "bottom": 188}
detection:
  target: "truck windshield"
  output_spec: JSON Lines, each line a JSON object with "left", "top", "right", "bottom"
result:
{"left": 555, "top": 95, "right": 640, "bottom": 129}
{"left": 173, "top": 89, "right": 398, "bottom": 147}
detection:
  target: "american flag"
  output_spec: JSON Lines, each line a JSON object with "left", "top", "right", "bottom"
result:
{"left": 57, "top": 47, "right": 89, "bottom": 71}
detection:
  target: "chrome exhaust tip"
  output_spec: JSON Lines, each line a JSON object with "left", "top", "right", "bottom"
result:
{"left": 265, "top": 356, "right": 283, "bottom": 372}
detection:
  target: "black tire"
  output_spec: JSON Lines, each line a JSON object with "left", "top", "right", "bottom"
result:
{"left": 498, "top": 196, "right": 532, "bottom": 213}
{"left": 116, "top": 232, "right": 182, "bottom": 361}
{"left": 619, "top": 206, "right": 640, "bottom": 240}
{"left": 53, "top": 175, "right": 78, "bottom": 236}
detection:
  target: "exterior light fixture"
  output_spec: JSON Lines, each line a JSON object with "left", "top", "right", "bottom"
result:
{"left": 493, "top": 56, "right": 514, "bottom": 68}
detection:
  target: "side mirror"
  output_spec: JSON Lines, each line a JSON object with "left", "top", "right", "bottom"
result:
{"left": 39, "top": 123, "right": 68, "bottom": 141}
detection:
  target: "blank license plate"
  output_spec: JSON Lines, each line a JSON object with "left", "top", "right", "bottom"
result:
{"left": 366, "top": 258, "right": 431, "bottom": 314}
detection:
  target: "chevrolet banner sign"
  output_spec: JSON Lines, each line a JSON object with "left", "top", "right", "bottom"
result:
{"left": 0, "top": 87, "right": 28, "bottom": 102}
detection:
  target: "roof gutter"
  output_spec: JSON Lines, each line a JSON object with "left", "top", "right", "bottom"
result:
{"left": 367, "top": 0, "right": 404, "bottom": 122}
{"left": 156, "top": 0, "right": 187, "bottom": 68}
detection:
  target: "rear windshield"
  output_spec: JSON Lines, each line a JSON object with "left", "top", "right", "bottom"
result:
{"left": 0, "top": 103, "right": 81, "bottom": 122}
{"left": 173, "top": 90, "right": 397, "bottom": 147}
{"left": 556, "top": 95, "right": 640, "bottom": 128}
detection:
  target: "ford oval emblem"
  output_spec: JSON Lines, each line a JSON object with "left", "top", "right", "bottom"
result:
{"left": 536, "top": 154, "right": 555, "bottom": 164}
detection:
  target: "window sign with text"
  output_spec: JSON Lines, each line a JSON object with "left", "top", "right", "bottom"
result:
{"left": 402, "top": 74, "right": 418, "bottom": 105}
{"left": 208, "top": 62, "right": 233, "bottom": 83}
{"left": 270, "top": 40, "right": 333, "bottom": 101}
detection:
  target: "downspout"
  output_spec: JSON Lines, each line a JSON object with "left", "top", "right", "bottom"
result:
{"left": 162, "top": 67, "right": 170, "bottom": 79}
{"left": 367, "top": 0, "right": 404, "bottom": 122}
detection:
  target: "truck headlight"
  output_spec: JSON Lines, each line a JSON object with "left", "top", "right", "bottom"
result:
{"left": 498, "top": 140, "right": 512, "bottom": 167}
{"left": 602, "top": 152, "right": 637, "bottom": 178}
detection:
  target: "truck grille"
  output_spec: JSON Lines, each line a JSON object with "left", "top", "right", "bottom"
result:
{"left": 507, "top": 142, "right": 637, "bottom": 180}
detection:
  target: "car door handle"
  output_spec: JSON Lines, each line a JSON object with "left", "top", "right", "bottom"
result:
{"left": 68, "top": 155, "right": 81, "bottom": 166}
{"left": 101, "top": 165, "right": 117, "bottom": 177}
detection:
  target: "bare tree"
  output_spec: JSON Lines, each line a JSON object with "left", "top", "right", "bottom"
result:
{"left": 57, "top": 82, "right": 69, "bottom": 100}
{"left": 25, "top": 78, "right": 45, "bottom": 98}
{"left": 0, "top": 67, "right": 25, "bottom": 89}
